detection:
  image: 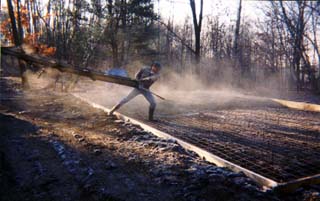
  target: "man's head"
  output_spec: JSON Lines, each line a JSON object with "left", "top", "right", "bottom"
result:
{"left": 151, "top": 61, "right": 161, "bottom": 73}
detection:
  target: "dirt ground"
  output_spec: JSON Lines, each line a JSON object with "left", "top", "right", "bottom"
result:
{"left": 1, "top": 76, "right": 319, "bottom": 201}
{"left": 74, "top": 79, "right": 320, "bottom": 183}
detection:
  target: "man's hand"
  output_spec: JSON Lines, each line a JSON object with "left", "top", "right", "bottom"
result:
{"left": 137, "top": 80, "right": 144, "bottom": 89}
{"left": 140, "top": 74, "right": 160, "bottom": 82}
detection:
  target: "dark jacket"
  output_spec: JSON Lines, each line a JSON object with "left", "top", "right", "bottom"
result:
{"left": 135, "top": 67, "right": 160, "bottom": 89}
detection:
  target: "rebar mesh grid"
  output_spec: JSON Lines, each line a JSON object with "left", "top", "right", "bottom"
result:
{"left": 133, "top": 107, "right": 320, "bottom": 183}
{"left": 75, "top": 86, "right": 320, "bottom": 184}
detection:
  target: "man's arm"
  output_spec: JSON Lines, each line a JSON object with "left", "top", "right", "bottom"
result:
{"left": 140, "top": 74, "right": 160, "bottom": 81}
{"left": 135, "top": 69, "right": 144, "bottom": 80}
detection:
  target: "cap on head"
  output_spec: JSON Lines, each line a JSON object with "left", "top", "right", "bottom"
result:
{"left": 152, "top": 61, "right": 161, "bottom": 69}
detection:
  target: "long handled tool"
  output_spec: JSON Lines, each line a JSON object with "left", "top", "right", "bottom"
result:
{"left": 140, "top": 87, "right": 166, "bottom": 100}
{"left": 148, "top": 90, "right": 166, "bottom": 100}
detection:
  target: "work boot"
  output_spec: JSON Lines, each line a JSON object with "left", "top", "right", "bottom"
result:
{"left": 148, "top": 107, "right": 155, "bottom": 121}
{"left": 109, "top": 104, "right": 121, "bottom": 116}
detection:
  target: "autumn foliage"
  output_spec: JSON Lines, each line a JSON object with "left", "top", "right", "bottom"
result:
{"left": 1, "top": 1, "right": 56, "bottom": 56}
{"left": 1, "top": 18, "right": 14, "bottom": 42}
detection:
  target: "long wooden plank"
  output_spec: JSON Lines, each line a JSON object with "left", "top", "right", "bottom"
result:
{"left": 271, "top": 98, "right": 320, "bottom": 113}
{"left": 1, "top": 47, "right": 138, "bottom": 88}
{"left": 73, "top": 93, "right": 279, "bottom": 190}
{"left": 275, "top": 174, "right": 320, "bottom": 193}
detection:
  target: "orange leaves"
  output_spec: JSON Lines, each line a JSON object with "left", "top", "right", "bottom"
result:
{"left": 1, "top": 0, "right": 31, "bottom": 42}
{"left": 21, "top": 42, "right": 56, "bottom": 56}
{"left": 0, "top": 18, "right": 14, "bottom": 42}
{"left": 1, "top": 1, "right": 56, "bottom": 57}
{"left": 23, "top": 33, "right": 40, "bottom": 43}
{"left": 0, "top": 18, "right": 12, "bottom": 30}
{"left": 38, "top": 45, "right": 56, "bottom": 56}
{"left": 20, "top": 5, "right": 30, "bottom": 28}
{"left": 44, "top": 13, "right": 54, "bottom": 20}
{"left": 35, "top": 44, "right": 56, "bottom": 56}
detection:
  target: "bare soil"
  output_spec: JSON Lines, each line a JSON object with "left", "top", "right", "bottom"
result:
{"left": 0, "top": 76, "right": 319, "bottom": 201}
{"left": 75, "top": 79, "right": 320, "bottom": 183}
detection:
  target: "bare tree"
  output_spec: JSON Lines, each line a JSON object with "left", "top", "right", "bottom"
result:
{"left": 6, "top": 0, "right": 30, "bottom": 89}
{"left": 6, "top": 0, "right": 20, "bottom": 45}
{"left": 233, "top": 0, "right": 242, "bottom": 60}
{"left": 189, "top": 0, "right": 203, "bottom": 65}
{"left": 278, "top": 1, "right": 308, "bottom": 90}
{"left": 16, "top": 0, "right": 24, "bottom": 41}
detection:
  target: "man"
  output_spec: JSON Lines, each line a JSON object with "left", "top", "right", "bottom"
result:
{"left": 109, "top": 61, "right": 162, "bottom": 121}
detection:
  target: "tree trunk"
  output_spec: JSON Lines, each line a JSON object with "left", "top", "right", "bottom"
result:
{"left": 112, "top": 39, "right": 119, "bottom": 67}
{"left": 189, "top": 0, "right": 203, "bottom": 66}
{"left": 120, "top": 0, "right": 127, "bottom": 64}
{"left": 16, "top": 0, "right": 24, "bottom": 41}
{"left": 233, "top": 0, "right": 242, "bottom": 59}
{"left": 17, "top": 60, "right": 30, "bottom": 89}
{"left": 233, "top": 0, "right": 242, "bottom": 82}
{"left": 46, "top": 0, "right": 52, "bottom": 45}
{"left": 295, "top": 1, "right": 306, "bottom": 91}
{"left": 7, "top": 0, "right": 20, "bottom": 45}
{"left": 31, "top": 0, "right": 38, "bottom": 35}
{"left": 7, "top": 0, "right": 30, "bottom": 89}
{"left": 279, "top": 1, "right": 307, "bottom": 91}
{"left": 25, "top": 0, "right": 31, "bottom": 34}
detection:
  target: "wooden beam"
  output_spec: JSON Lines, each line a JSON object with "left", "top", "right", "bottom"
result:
{"left": 1, "top": 47, "right": 139, "bottom": 88}
{"left": 275, "top": 174, "right": 320, "bottom": 193}
{"left": 271, "top": 98, "right": 320, "bottom": 112}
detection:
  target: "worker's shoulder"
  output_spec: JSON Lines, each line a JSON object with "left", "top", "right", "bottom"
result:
{"left": 141, "top": 66, "right": 151, "bottom": 70}
{"left": 140, "top": 66, "right": 151, "bottom": 72}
